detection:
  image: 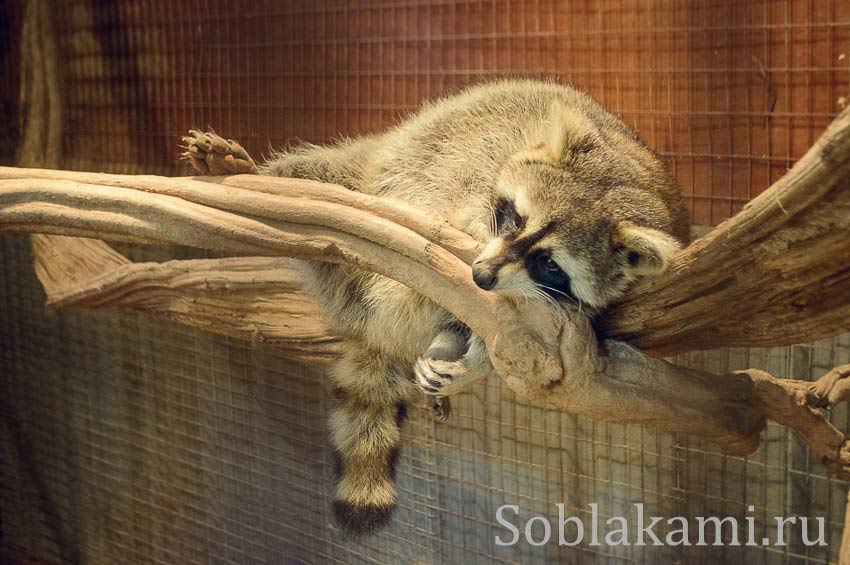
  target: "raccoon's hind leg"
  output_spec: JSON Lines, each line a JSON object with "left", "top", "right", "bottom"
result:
{"left": 259, "top": 137, "right": 377, "bottom": 192}
{"left": 330, "top": 340, "right": 414, "bottom": 536}
{"left": 181, "top": 130, "right": 258, "bottom": 175}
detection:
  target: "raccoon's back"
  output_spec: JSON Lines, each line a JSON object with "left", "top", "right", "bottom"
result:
{"left": 366, "top": 81, "right": 633, "bottom": 213}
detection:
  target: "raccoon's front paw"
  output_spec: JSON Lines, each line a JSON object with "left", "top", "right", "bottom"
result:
{"left": 414, "top": 357, "right": 466, "bottom": 397}
{"left": 415, "top": 356, "right": 470, "bottom": 420}
{"left": 180, "top": 129, "right": 257, "bottom": 175}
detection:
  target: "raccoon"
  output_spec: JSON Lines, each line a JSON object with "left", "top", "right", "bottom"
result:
{"left": 184, "top": 79, "right": 689, "bottom": 535}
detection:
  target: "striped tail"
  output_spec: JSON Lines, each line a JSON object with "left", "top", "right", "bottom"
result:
{"left": 328, "top": 343, "right": 411, "bottom": 536}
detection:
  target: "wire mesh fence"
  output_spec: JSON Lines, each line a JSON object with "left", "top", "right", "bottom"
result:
{"left": 1, "top": 1, "right": 849, "bottom": 563}
{"left": 40, "top": 0, "right": 850, "bottom": 223}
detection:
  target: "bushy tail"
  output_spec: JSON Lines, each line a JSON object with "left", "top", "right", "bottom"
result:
{"left": 328, "top": 343, "right": 410, "bottom": 536}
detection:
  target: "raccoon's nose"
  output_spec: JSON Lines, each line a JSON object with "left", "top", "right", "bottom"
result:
{"left": 472, "top": 263, "right": 497, "bottom": 290}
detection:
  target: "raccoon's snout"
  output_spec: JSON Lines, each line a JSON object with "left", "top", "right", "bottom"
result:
{"left": 472, "top": 262, "right": 498, "bottom": 290}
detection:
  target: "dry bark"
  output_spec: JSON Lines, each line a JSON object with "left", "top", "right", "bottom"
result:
{"left": 31, "top": 235, "right": 341, "bottom": 362}
{"left": 1, "top": 105, "right": 850, "bottom": 475}
{"left": 603, "top": 108, "right": 850, "bottom": 354}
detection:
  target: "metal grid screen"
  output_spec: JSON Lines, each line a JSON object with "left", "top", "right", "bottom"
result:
{"left": 1, "top": 1, "right": 850, "bottom": 563}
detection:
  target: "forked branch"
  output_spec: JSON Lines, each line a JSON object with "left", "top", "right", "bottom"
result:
{"left": 1, "top": 106, "right": 849, "bottom": 475}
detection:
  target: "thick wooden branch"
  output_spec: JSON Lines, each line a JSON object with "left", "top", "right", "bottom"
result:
{"left": 31, "top": 236, "right": 341, "bottom": 362}
{"left": 0, "top": 170, "right": 495, "bottom": 328}
{"left": 27, "top": 235, "right": 850, "bottom": 470}
{"left": 1, "top": 106, "right": 849, "bottom": 476}
{"left": 604, "top": 106, "right": 850, "bottom": 354}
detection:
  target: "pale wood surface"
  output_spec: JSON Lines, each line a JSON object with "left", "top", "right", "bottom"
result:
{"left": 1, "top": 102, "right": 850, "bottom": 475}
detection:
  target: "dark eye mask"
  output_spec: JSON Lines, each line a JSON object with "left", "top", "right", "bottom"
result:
{"left": 525, "top": 249, "right": 575, "bottom": 301}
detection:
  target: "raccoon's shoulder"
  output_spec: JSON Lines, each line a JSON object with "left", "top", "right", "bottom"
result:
{"left": 368, "top": 82, "right": 553, "bottom": 203}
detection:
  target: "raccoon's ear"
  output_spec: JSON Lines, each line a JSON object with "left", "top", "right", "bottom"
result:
{"left": 540, "top": 99, "right": 598, "bottom": 162}
{"left": 615, "top": 221, "right": 682, "bottom": 275}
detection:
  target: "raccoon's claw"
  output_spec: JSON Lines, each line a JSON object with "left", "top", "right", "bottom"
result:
{"left": 414, "top": 356, "right": 457, "bottom": 398}
{"left": 415, "top": 357, "right": 475, "bottom": 424}
{"left": 433, "top": 398, "right": 451, "bottom": 420}
{"left": 180, "top": 129, "right": 258, "bottom": 175}
{"left": 415, "top": 357, "right": 453, "bottom": 420}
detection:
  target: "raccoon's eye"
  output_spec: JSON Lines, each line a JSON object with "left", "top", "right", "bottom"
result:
{"left": 526, "top": 250, "right": 575, "bottom": 301}
{"left": 541, "top": 256, "right": 560, "bottom": 272}
{"left": 531, "top": 252, "right": 564, "bottom": 276}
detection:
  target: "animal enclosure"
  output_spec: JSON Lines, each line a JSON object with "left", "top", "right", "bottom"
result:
{"left": 1, "top": 1, "right": 850, "bottom": 563}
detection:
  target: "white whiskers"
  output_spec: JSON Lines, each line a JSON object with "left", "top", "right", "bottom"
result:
{"left": 535, "top": 283, "right": 572, "bottom": 300}
{"left": 531, "top": 287, "right": 559, "bottom": 309}
{"left": 534, "top": 283, "right": 594, "bottom": 317}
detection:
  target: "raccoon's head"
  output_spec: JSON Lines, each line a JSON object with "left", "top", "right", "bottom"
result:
{"left": 472, "top": 99, "right": 686, "bottom": 311}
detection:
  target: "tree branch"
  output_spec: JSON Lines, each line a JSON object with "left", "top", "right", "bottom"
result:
{"left": 1, "top": 106, "right": 849, "bottom": 475}
{"left": 30, "top": 235, "right": 341, "bottom": 362}
{"left": 603, "top": 105, "right": 850, "bottom": 354}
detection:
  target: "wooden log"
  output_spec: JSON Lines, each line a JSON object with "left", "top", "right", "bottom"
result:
{"left": 2, "top": 153, "right": 850, "bottom": 474}
{"left": 30, "top": 235, "right": 341, "bottom": 363}
{"left": 603, "top": 105, "right": 850, "bottom": 354}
